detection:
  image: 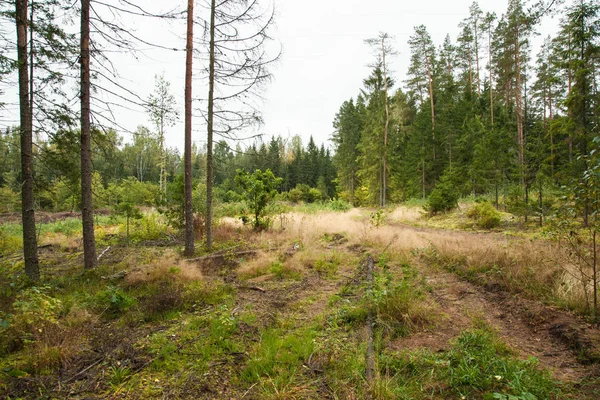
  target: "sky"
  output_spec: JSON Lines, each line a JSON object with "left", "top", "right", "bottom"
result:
{"left": 2, "top": 0, "right": 562, "bottom": 152}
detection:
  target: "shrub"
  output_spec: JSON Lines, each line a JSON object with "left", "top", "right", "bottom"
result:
{"left": 467, "top": 202, "right": 501, "bottom": 229}
{"left": 235, "top": 168, "right": 282, "bottom": 230}
{"left": 425, "top": 170, "right": 459, "bottom": 215}
{"left": 329, "top": 198, "right": 352, "bottom": 211}
{"left": 93, "top": 286, "right": 136, "bottom": 317}
{"left": 1, "top": 286, "right": 62, "bottom": 352}
{"left": 0, "top": 186, "right": 19, "bottom": 212}
{"left": 0, "top": 227, "right": 22, "bottom": 256}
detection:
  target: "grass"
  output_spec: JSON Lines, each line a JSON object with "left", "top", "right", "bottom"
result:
{"left": 0, "top": 204, "right": 596, "bottom": 399}
{"left": 378, "top": 325, "right": 561, "bottom": 399}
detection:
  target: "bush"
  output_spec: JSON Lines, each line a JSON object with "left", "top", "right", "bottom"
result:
{"left": 1, "top": 286, "right": 62, "bottom": 353}
{"left": 0, "top": 186, "right": 20, "bottom": 212}
{"left": 0, "top": 227, "right": 22, "bottom": 256}
{"left": 467, "top": 202, "right": 501, "bottom": 229}
{"left": 329, "top": 198, "right": 352, "bottom": 211}
{"left": 93, "top": 286, "right": 136, "bottom": 317}
{"left": 426, "top": 179, "right": 458, "bottom": 215}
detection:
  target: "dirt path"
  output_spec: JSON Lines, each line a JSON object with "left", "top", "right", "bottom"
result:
{"left": 393, "top": 264, "right": 598, "bottom": 382}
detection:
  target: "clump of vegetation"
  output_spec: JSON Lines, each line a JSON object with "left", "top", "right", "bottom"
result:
{"left": 467, "top": 201, "right": 502, "bottom": 229}
{"left": 379, "top": 326, "right": 559, "bottom": 399}
{"left": 0, "top": 286, "right": 62, "bottom": 353}
{"left": 235, "top": 168, "right": 282, "bottom": 230}
{"left": 369, "top": 263, "right": 437, "bottom": 337}
{"left": 314, "top": 252, "right": 341, "bottom": 278}
{"left": 93, "top": 286, "right": 136, "bottom": 317}
{"left": 0, "top": 227, "right": 22, "bottom": 256}
{"left": 425, "top": 170, "right": 459, "bottom": 215}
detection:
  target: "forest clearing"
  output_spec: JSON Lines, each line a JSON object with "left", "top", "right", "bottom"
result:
{"left": 4, "top": 0, "right": 600, "bottom": 398}
{"left": 2, "top": 203, "right": 600, "bottom": 399}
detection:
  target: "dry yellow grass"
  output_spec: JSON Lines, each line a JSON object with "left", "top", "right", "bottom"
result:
{"left": 217, "top": 206, "right": 591, "bottom": 311}
{"left": 126, "top": 253, "right": 203, "bottom": 284}
{"left": 236, "top": 251, "right": 278, "bottom": 280}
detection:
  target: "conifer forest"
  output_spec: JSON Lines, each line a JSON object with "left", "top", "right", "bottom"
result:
{"left": 2, "top": 0, "right": 600, "bottom": 399}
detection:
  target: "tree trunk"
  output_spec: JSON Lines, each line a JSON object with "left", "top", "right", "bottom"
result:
{"left": 426, "top": 57, "right": 436, "bottom": 161}
{"left": 205, "top": 0, "right": 216, "bottom": 251}
{"left": 382, "top": 37, "right": 389, "bottom": 208}
{"left": 80, "top": 0, "right": 96, "bottom": 270}
{"left": 16, "top": 0, "right": 40, "bottom": 280}
{"left": 183, "top": 0, "right": 195, "bottom": 256}
{"left": 489, "top": 24, "right": 494, "bottom": 129}
{"left": 475, "top": 20, "right": 481, "bottom": 96}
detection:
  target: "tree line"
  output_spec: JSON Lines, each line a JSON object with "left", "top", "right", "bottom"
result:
{"left": 332, "top": 0, "right": 599, "bottom": 222}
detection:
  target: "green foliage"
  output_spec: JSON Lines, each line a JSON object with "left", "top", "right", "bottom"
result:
{"left": 0, "top": 227, "right": 22, "bottom": 256}
{"left": 314, "top": 252, "right": 341, "bottom": 278}
{"left": 467, "top": 201, "right": 502, "bottom": 229}
{"left": 126, "top": 212, "right": 170, "bottom": 243}
{"left": 425, "top": 169, "right": 459, "bottom": 215}
{"left": 0, "top": 186, "right": 19, "bottom": 212}
{"left": 235, "top": 168, "right": 283, "bottom": 230}
{"left": 242, "top": 326, "right": 316, "bottom": 387}
{"left": 161, "top": 174, "right": 208, "bottom": 231}
{"left": 1, "top": 287, "right": 62, "bottom": 352}
{"left": 380, "top": 327, "right": 559, "bottom": 399}
{"left": 329, "top": 198, "right": 352, "bottom": 211}
{"left": 93, "top": 286, "right": 136, "bottom": 317}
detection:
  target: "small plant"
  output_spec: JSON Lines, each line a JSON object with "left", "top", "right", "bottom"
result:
{"left": 467, "top": 201, "right": 501, "bottom": 229}
{"left": 270, "top": 262, "right": 302, "bottom": 280}
{"left": 1, "top": 286, "right": 62, "bottom": 351}
{"left": 314, "top": 252, "right": 341, "bottom": 278}
{"left": 94, "top": 286, "right": 136, "bottom": 317}
{"left": 109, "top": 364, "right": 132, "bottom": 389}
{"left": 329, "top": 198, "right": 352, "bottom": 211}
{"left": 370, "top": 209, "right": 388, "bottom": 228}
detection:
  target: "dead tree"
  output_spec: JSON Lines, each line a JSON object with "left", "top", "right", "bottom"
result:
{"left": 201, "top": 0, "right": 279, "bottom": 250}
{"left": 184, "top": 0, "right": 195, "bottom": 256}
{"left": 365, "top": 32, "right": 395, "bottom": 208}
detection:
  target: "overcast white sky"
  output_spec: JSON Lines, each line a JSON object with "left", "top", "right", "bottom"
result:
{"left": 2, "top": 0, "right": 561, "bottom": 151}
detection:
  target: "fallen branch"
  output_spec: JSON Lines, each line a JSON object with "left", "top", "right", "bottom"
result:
{"left": 62, "top": 356, "right": 105, "bottom": 384}
{"left": 238, "top": 285, "right": 266, "bottom": 293}
{"left": 97, "top": 246, "right": 111, "bottom": 261}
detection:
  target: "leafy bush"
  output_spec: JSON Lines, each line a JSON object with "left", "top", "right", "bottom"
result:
{"left": 467, "top": 202, "right": 501, "bottom": 229}
{"left": 127, "top": 212, "right": 170, "bottom": 243}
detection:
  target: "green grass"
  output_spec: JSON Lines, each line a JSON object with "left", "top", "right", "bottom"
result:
{"left": 378, "top": 326, "right": 561, "bottom": 399}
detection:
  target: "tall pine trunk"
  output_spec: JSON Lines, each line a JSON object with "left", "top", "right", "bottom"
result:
{"left": 16, "top": 0, "right": 39, "bottom": 280}
{"left": 205, "top": 0, "right": 216, "bottom": 251}
{"left": 80, "top": 0, "right": 96, "bottom": 269}
{"left": 183, "top": 0, "right": 195, "bottom": 256}
{"left": 382, "top": 38, "right": 389, "bottom": 208}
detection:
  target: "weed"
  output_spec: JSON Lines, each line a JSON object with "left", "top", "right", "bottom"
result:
{"left": 314, "top": 252, "right": 341, "bottom": 278}
{"left": 93, "top": 286, "right": 136, "bottom": 317}
{"left": 109, "top": 364, "right": 132, "bottom": 389}
{"left": 269, "top": 262, "right": 303, "bottom": 280}
{"left": 242, "top": 326, "right": 316, "bottom": 394}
